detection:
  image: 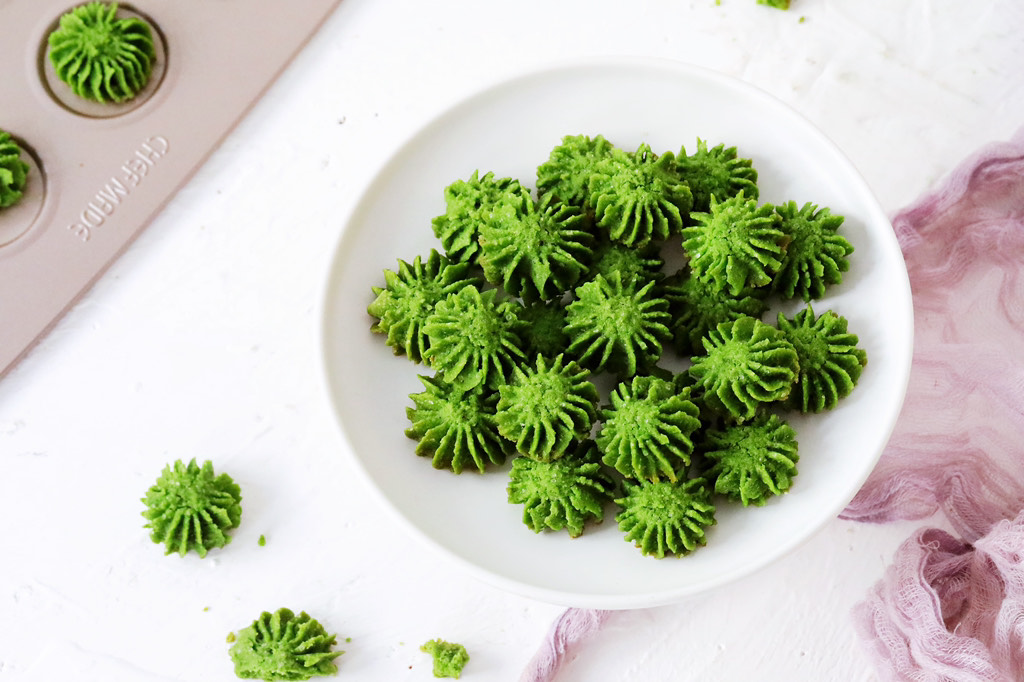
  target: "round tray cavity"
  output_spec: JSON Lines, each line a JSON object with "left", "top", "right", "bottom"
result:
{"left": 38, "top": 3, "right": 168, "bottom": 119}
{"left": 0, "top": 136, "right": 46, "bottom": 249}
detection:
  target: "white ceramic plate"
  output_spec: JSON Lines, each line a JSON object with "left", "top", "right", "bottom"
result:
{"left": 320, "top": 58, "right": 912, "bottom": 609}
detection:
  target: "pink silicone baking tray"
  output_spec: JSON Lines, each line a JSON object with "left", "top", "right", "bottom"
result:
{"left": 0, "top": 0, "right": 343, "bottom": 378}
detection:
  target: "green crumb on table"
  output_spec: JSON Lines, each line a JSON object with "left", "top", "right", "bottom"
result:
{"left": 227, "top": 632, "right": 236, "bottom": 643}
{"left": 420, "top": 639, "right": 470, "bottom": 679}
{"left": 141, "top": 458, "right": 242, "bottom": 558}
{"left": 0, "top": 130, "right": 30, "bottom": 210}
{"left": 48, "top": 1, "right": 157, "bottom": 103}
{"left": 758, "top": 0, "right": 790, "bottom": 8}
{"left": 258, "top": 534, "right": 266, "bottom": 547}
{"left": 229, "top": 608, "right": 342, "bottom": 681}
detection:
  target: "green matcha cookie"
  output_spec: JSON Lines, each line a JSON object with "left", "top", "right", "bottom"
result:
{"left": 564, "top": 271, "right": 671, "bottom": 377}
{"left": 681, "top": 192, "right": 786, "bottom": 296}
{"left": 141, "top": 459, "right": 242, "bottom": 558}
{"left": 615, "top": 478, "right": 716, "bottom": 558}
{"left": 589, "top": 143, "right": 693, "bottom": 248}
{"left": 507, "top": 440, "right": 616, "bottom": 538}
{"left": 776, "top": 306, "right": 867, "bottom": 413}
{"left": 662, "top": 267, "right": 770, "bottom": 356}
{"left": 596, "top": 376, "right": 702, "bottom": 482}
{"left": 48, "top": 2, "right": 156, "bottom": 103}
{"left": 0, "top": 131, "right": 29, "bottom": 210}
{"left": 423, "top": 286, "right": 526, "bottom": 390}
{"left": 702, "top": 413, "right": 799, "bottom": 506}
{"left": 478, "top": 193, "right": 592, "bottom": 303}
{"left": 584, "top": 235, "right": 663, "bottom": 287}
{"left": 675, "top": 138, "right": 758, "bottom": 214}
{"left": 688, "top": 316, "right": 799, "bottom": 422}
{"left": 420, "top": 638, "right": 469, "bottom": 679}
{"left": 368, "top": 249, "right": 481, "bottom": 363}
{"left": 516, "top": 300, "right": 570, "bottom": 359}
{"left": 536, "top": 133, "right": 614, "bottom": 207}
{"left": 406, "top": 375, "right": 509, "bottom": 473}
{"left": 496, "top": 354, "right": 599, "bottom": 462}
{"left": 771, "top": 201, "right": 854, "bottom": 301}
{"left": 432, "top": 171, "right": 531, "bottom": 264}
{"left": 229, "top": 608, "right": 342, "bottom": 681}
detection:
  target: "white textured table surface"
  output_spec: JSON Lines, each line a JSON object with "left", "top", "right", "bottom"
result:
{"left": 2, "top": 1, "right": 1023, "bottom": 680}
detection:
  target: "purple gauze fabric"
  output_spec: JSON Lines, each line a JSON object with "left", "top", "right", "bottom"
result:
{"left": 520, "top": 129, "right": 1024, "bottom": 682}
{"left": 842, "top": 128, "right": 1024, "bottom": 679}
{"left": 519, "top": 608, "right": 611, "bottom": 682}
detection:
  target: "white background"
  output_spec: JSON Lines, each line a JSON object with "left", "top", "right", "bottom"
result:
{"left": 2, "top": 0, "right": 1023, "bottom": 680}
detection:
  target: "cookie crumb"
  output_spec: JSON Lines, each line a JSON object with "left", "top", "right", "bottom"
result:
{"left": 420, "top": 639, "right": 469, "bottom": 679}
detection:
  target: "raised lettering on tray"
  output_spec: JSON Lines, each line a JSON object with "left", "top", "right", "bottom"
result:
{"left": 66, "top": 136, "right": 170, "bottom": 243}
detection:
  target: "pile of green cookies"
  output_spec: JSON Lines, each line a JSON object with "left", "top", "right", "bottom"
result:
{"left": 367, "top": 134, "right": 867, "bottom": 558}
